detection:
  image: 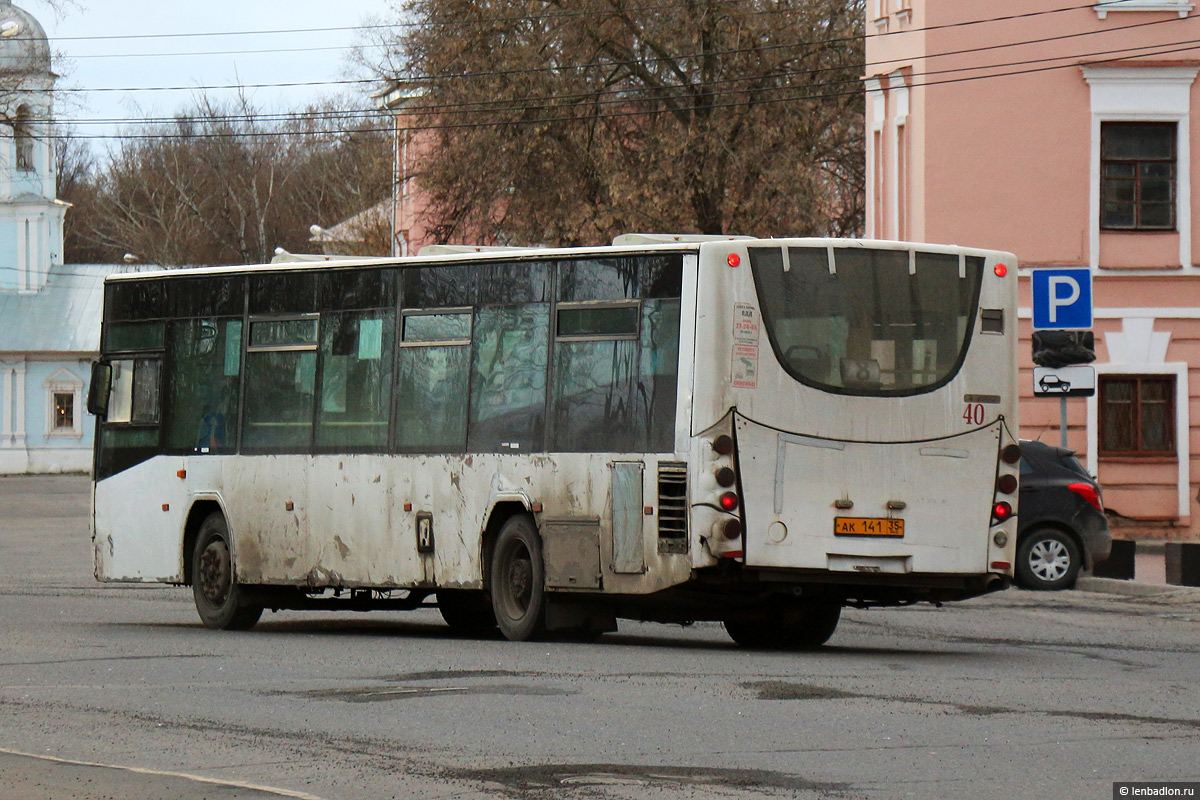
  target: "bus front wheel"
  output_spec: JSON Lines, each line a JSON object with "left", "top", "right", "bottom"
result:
{"left": 191, "top": 512, "right": 263, "bottom": 631}
{"left": 490, "top": 515, "right": 547, "bottom": 641}
{"left": 725, "top": 601, "right": 841, "bottom": 650}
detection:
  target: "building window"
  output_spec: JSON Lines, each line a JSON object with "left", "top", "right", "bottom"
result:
{"left": 44, "top": 368, "right": 84, "bottom": 439}
{"left": 1099, "top": 375, "right": 1175, "bottom": 456}
{"left": 53, "top": 392, "right": 74, "bottom": 431}
{"left": 14, "top": 105, "right": 33, "bottom": 172}
{"left": 1101, "top": 122, "right": 1176, "bottom": 230}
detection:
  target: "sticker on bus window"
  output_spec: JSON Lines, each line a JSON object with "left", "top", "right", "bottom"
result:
{"left": 733, "top": 303, "right": 759, "bottom": 343}
{"left": 732, "top": 344, "right": 758, "bottom": 388}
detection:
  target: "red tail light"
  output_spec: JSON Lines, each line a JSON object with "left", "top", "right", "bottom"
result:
{"left": 992, "top": 501, "right": 1013, "bottom": 522}
{"left": 719, "top": 492, "right": 739, "bottom": 512}
{"left": 1068, "top": 482, "right": 1103, "bottom": 511}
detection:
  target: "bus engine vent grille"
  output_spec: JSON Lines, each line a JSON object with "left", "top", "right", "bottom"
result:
{"left": 657, "top": 461, "right": 688, "bottom": 553}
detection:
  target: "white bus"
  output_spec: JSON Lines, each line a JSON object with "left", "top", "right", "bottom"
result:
{"left": 89, "top": 235, "right": 1019, "bottom": 647}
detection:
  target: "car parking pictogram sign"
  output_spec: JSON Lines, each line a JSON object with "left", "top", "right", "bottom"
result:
{"left": 1032, "top": 366, "right": 1096, "bottom": 398}
{"left": 1032, "top": 267, "right": 1093, "bottom": 330}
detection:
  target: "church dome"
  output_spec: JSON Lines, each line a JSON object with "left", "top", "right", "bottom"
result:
{"left": 0, "top": 1, "right": 51, "bottom": 74}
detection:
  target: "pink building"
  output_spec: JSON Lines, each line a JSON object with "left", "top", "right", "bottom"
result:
{"left": 865, "top": 0, "right": 1200, "bottom": 539}
{"left": 376, "top": 85, "right": 436, "bottom": 257}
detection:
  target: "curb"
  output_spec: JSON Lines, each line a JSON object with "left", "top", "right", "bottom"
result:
{"left": 1076, "top": 575, "right": 1200, "bottom": 600}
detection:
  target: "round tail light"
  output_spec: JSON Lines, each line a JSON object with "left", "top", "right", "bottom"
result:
{"left": 723, "top": 519, "right": 742, "bottom": 540}
{"left": 719, "top": 492, "right": 739, "bottom": 512}
{"left": 992, "top": 501, "right": 1013, "bottom": 522}
{"left": 713, "top": 435, "right": 734, "bottom": 455}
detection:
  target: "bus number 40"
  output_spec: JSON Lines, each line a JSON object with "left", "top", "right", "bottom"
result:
{"left": 963, "top": 403, "right": 985, "bottom": 426}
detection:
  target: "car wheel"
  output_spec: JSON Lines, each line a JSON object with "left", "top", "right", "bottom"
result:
{"left": 1016, "top": 528, "right": 1081, "bottom": 591}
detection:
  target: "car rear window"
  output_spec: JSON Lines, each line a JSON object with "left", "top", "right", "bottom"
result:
{"left": 1060, "top": 454, "right": 1090, "bottom": 478}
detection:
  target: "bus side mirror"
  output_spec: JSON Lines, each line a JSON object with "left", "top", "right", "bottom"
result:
{"left": 87, "top": 361, "right": 112, "bottom": 418}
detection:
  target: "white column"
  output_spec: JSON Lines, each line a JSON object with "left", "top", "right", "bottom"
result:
{"left": 1088, "top": 114, "right": 1101, "bottom": 271}
{"left": 31, "top": 216, "right": 42, "bottom": 289}
{"left": 0, "top": 129, "right": 9, "bottom": 200}
{"left": 888, "top": 71, "right": 908, "bottom": 241}
{"left": 865, "top": 79, "right": 884, "bottom": 240}
{"left": 1178, "top": 115, "right": 1192, "bottom": 269}
{"left": 16, "top": 216, "right": 27, "bottom": 291}
{"left": 13, "top": 362, "right": 26, "bottom": 446}
{"left": 0, "top": 365, "right": 12, "bottom": 446}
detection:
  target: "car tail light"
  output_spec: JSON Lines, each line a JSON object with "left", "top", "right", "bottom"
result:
{"left": 992, "top": 501, "right": 1013, "bottom": 522}
{"left": 1068, "top": 482, "right": 1102, "bottom": 511}
{"left": 719, "top": 492, "right": 739, "bottom": 512}
{"left": 996, "top": 474, "right": 1017, "bottom": 494}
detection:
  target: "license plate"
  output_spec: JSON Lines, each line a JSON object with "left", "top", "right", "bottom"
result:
{"left": 834, "top": 517, "right": 904, "bottom": 537}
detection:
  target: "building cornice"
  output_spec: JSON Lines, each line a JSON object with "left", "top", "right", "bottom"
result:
{"left": 1081, "top": 65, "right": 1200, "bottom": 84}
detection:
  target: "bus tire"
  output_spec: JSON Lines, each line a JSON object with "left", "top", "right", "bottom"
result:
{"left": 725, "top": 601, "right": 841, "bottom": 650}
{"left": 438, "top": 589, "right": 497, "bottom": 633}
{"left": 490, "top": 515, "right": 547, "bottom": 641}
{"left": 191, "top": 512, "right": 263, "bottom": 631}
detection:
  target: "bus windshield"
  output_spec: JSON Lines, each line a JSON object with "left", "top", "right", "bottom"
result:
{"left": 748, "top": 246, "right": 984, "bottom": 396}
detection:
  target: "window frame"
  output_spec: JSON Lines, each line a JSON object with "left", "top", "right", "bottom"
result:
{"left": 554, "top": 299, "right": 642, "bottom": 342}
{"left": 161, "top": 317, "right": 244, "bottom": 456}
{"left": 240, "top": 313, "right": 320, "bottom": 454}
{"left": 1100, "top": 121, "right": 1177, "bottom": 231}
{"left": 392, "top": 306, "right": 474, "bottom": 456}
{"left": 44, "top": 368, "right": 83, "bottom": 439}
{"left": 1098, "top": 374, "right": 1176, "bottom": 457}
{"left": 398, "top": 307, "right": 473, "bottom": 348}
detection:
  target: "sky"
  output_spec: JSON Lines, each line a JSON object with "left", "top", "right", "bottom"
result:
{"left": 34, "top": 0, "right": 394, "bottom": 146}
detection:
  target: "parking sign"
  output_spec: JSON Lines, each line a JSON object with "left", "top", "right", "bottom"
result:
{"left": 1032, "top": 267, "right": 1092, "bottom": 330}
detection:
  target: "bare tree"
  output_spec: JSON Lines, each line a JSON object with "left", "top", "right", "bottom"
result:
{"left": 81, "top": 96, "right": 393, "bottom": 267}
{"left": 368, "top": 0, "right": 864, "bottom": 246}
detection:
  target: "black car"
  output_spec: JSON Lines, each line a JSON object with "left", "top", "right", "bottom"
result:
{"left": 1016, "top": 440, "right": 1112, "bottom": 590}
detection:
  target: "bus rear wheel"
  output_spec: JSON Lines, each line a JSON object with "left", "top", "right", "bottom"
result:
{"left": 191, "top": 512, "right": 263, "bottom": 631}
{"left": 725, "top": 601, "right": 841, "bottom": 650}
{"left": 490, "top": 515, "right": 547, "bottom": 641}
{"left": 438, "top": 589, "right": 497, "bottom": 633}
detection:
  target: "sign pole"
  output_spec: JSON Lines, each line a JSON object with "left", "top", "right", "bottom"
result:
{"left": 1060, "top": 396, "right": 1068, "bottom": 449}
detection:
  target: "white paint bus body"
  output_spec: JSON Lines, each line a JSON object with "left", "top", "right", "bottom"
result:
{"left": 92, "top": 238, "right": 1019, "bottom": 636}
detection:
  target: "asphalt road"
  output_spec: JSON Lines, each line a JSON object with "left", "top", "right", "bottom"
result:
{"left": 2, "top": 474, "right": 1199, "bottom": 800}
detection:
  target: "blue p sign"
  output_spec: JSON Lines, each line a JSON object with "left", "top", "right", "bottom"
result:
{"left": 1032, "top": 268, "right": 1093, "bottom": 330}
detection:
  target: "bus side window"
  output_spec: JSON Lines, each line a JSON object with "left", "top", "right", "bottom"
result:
{"left": 107, "top": 357, "right": 162, "bottom": 425}
{"left": 163, "top": 319, "right": 242, "bottom": 453}
{"left": 468, "top": 304, "right": 549, "bottom": 453}
{"left": 394, "top": 310, "right": 470, "bottom": 454}
{"left": 316, "top": 312, "right": 394, "bottom": 451}
{"left": 242, "top": 318, "right": 318, "bottom": 452}
{"left": 550, "top": 302, "right": 639, "bottom": 452}
{"left": 637, "top": 299, "right": 681, "bottom": 452}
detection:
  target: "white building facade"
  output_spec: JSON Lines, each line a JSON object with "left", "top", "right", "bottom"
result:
{"left": 0, "top": 0, "right": 105, "bottom": 473}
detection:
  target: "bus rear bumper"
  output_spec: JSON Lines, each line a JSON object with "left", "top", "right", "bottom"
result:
{"left": 707, "top": 566, "right": 1012, "bottom": 607}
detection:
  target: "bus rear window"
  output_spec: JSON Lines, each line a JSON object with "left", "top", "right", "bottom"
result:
{"left": 748, "top": 246, "right": 984, "bottom": 396}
